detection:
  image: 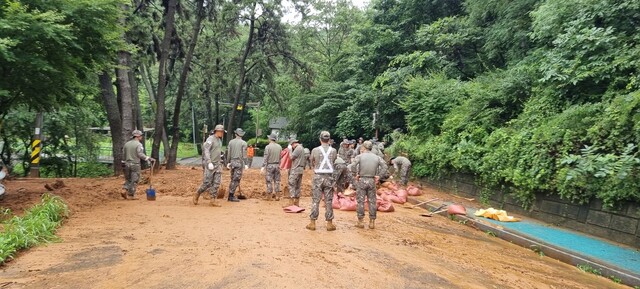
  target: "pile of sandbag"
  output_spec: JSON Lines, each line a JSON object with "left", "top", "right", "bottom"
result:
{"left": 377, "top": 182, "right": 423, "bottom": 205}
{"left": 332, "top": 193, "right": 395, "bottom": 212}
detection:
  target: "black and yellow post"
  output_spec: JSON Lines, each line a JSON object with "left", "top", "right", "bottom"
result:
{"left": 29, "top": 113, "right": 43, "bottom": 178}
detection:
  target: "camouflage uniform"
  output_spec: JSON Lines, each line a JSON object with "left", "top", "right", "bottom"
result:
{"left": 303, "top": 148, "right": 311, "bottom": 169}
{"left": 351, "top": 150, "right": 387, "bottom": 220}
{"left": 122, "top": 138, "right": 150, "bottom": 197}
{"left": 310, "top": 144, "right": 337, "bottom": 221}
{"left": 263, "top": 141, "right": 282, "bottom": 197}
{"left": 332, "top": 158, "right": 353, "bottom": 193}
{"left": 227, "top": 136, "right": 248, "bottom": 198}
{"left": 197, "top": 134, "right": 223, "bottom": 198}
{"left": 392, "top": 156, "right": 412, "bottom": 186}
{"left": 288, "top": 144, "right": 305, "bottom": 199}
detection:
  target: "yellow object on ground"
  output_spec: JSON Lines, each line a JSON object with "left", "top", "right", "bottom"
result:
{"left": 474, "top": 208, "right": 521, "bottom": 222}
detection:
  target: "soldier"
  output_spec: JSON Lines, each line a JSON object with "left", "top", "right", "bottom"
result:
{"left": 193, "top": 125, "right": 225, "bottom": 206}
{"left": 306, "top": 131, "right": 338, "bottom": 231}
{"left": 303, "top": 147, "right": 311, "bottom": 170}
{"left": 226, "top": 128, "right": 248, "bottom": 202}
{"left": 247, "top": 145, "right": 255, "bottom": 167}
{"left": 338, "top": 139, "right": 349, "bottom": 161}
{"left": 262, "top": 133, "right": 282, "bottom": 200}
{"left": 287, "top": 137, "right": 305, "bottom": 206}
{"left": 370, "top": 137, "right": 384, "bottom": 159}
{"left": 354, "top": 137, "right": 364, "bottom": 156}
{"left": 332, "top": 157, "right": 353, "bottom": 194}
{"left": 351, "top": 141, "right": 388, "bottom": 229}
{"left": 391, "top": 156, "right": 412, "bottom": 186}
{"left": 121, "top": 130, "right": 154, "bottom": 200}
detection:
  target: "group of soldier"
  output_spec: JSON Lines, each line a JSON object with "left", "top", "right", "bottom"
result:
{"left": 120, "top": 125, "right": 412, "bottom": 231}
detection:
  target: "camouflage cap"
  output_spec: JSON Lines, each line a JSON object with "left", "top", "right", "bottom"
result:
{"left": 268, "top": 133, "right": 277, "bottom": 141}
{"left": 363, "top": 141, "right": 373, "bottom": 150}
{"left": 132, "top": 130, "right": 143, "bottom": 137}
{"left": 319, "top": 131, "right": 331, "bottom": 141}
{"left": 234, "top": 128, "right": 245, "bottom": 137}
{"left": 335, "top": 157, "right": 345, "bottom": 165}
{"left": 214, "top": 124, "right": 226, "bottom": 132}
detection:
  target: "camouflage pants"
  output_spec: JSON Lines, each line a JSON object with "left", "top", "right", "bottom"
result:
{"left": 399, "top": 164, "right": 411, "bottom": 186}
{"left": 288, "top": 169, "right": 303, "bottom": 198}
{"left": 197, "top": 164, "right": 222, "bottom": 198}
{"left": 265, "top": 164, "right": 281, "bottom": 194}
{"left": 228, "top": 159, "right": 244, "bottom": 196}
{"left": 356, "top": 177, "right": 377, "bottom": 220}
{"left": 310, "top": 174, "right": 334, "bottom": 221}
{"left": 123, "top": 163, "right": 141, "bottom": 196}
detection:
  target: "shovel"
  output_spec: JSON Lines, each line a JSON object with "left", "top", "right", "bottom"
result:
{"left": 146, "top": 159, "right": 156, "bottom": 201}
{"left": 404, "top": 198, "right": 438, "bottom": 209}
{"left": 420, "top": 204, "right": 447, "bottom": 217}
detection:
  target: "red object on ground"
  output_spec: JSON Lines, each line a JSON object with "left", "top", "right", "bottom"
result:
{"left": 332, "top": 193, "right": 341, "bottom": 209}
{"left": 376, "top": 198, "right": 395, "bottom": 212}
{"left": 283, "top": 205, "right": 305, "bottom": 213}
{"left": 407, "top": 185, "right": 422, "bottom": 196}
{"left": 280, "top": 149, "right": 291, "bottom": 169}
{"left": 447, "top": 204, "right": 467, "bottom": 215}
{"left": 340, "top": 197, "right": 357, "bottom": 211}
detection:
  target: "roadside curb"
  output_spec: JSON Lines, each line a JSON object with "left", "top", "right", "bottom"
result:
{"left": 407, "top": 197, "right": 640, "bottom": 287}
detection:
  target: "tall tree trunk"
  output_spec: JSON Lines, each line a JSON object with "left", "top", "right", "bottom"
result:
{"left": 116, "top": 51, "right": 134, "bottom": 143}
{"left": 99, "top": 71, "right": 124, "bottom": 176}
{"left": 204, "top": 77, "right": 213, "bottom": 128}
{"left": 227, "top": 4, "right": 256, "bottom": 141}
{"left": 152, "top": 0, "right": 178, "bottom": 169}
{"left": 140, "top": 62, "right": 170, "bottom": 159}
{"left": 130, "top": 68, "right": 144, "bottom": 132}
{"left": 167, "top": 0, "right": 205, "bottom": 169}
{"left": 214, "top": 56, "right": 220, "bottom": 125}
{"left": 238, "top": 79, "right": 251, "bottom": 127}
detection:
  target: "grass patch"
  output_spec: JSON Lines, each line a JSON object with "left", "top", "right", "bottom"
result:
{"left": 0, "top": 194, "right": 69, "bottom": 263}
{"left": 577, "top": 264, "right": 602, "bottom": 276}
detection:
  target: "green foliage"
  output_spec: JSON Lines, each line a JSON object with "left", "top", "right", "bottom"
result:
{"left": 0, "top": 194, "right": 69, "bottom": 263}
{"left": 0, "top": 0, "right": 123, "bottom": 116}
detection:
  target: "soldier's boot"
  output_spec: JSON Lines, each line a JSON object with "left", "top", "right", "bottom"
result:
{"left": 275, "top": 192, "right": 281, "bottom": 201}
{"left": 121, "top": 189, "right": 128, "bottom": 200}
{"left": 210, "top": 198, "right": 222, "bottom": 207}
{"left": 355, "top": 218, "right": 365, "bottom": 228}
{"left": 294, "top": 198, "right": 300, "bottom": 206}
{"left": 192, "top": 191, "right": 200, "bottom": 205}
{"left": 228, "top": 193, "right": 240, "bottom": 202}
{"left": 129, "top": 195, "right": 139, "bottom": 200}
{"left": 326, "top": 220, "right": 336, "bottom": 231}
{"left": 369, "top": 219, "right": 375, "bottom": 229}
{"left": 287, "top": 198, "right": 295, "bottom": 207}
{"left": 305, "top": 220, "right": 316, "bottom": 231}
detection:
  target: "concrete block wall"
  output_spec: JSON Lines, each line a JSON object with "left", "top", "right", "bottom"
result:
{"left": 426, "top": 174, "right": 640, "bottom": 248}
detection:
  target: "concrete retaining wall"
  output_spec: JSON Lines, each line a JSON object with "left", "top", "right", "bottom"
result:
{"left": 426, "top": 174, "right": 640, "bottom": 248}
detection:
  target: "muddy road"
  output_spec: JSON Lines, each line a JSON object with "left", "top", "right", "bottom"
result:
{"left": 0, "top": 167, "right": 625, "bottom": 288}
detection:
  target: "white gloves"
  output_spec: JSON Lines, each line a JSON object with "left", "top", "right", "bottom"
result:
{"left": 260, "top": 167, "right": 265, "bottom": 175}
{"left": 226, "top": 163, "right": 231, "bottom": 169}
{"left": 244, "top": 165, "right": 249, "bottom": 169}
{"left": 207, "top": 162, "right": 214, "bottom": 170}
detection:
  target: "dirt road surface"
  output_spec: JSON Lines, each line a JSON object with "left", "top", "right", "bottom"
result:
{"left": 0, "top": 167, "right": 626, "bottom": 288}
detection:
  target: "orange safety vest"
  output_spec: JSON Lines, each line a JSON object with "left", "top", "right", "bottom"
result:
{"left": 247, "top": 146, "right": 255, "bottom": 158}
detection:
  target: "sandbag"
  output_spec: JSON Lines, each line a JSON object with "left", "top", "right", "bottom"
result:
{"left": 340, "top": 197, "right": 357, "bottom": 211}
{"left": 407, "top": 185, "right": 422, "bottom": 196}
{"left": 376, "top": 199, "right": 395, "bottom": 212}
{"left": 332, "top": 193, "right": 341, "bottom": 209}
{"left": 377, "top": 188, "right": 391, "bottom": 196}
{"left": 280, "top": 149, "right": 291, "bottom": 170}
{"left": 396, "top": 189, "right": 408, "bottom": 200}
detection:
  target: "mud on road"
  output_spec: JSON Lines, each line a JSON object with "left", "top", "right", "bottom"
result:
{"left": 0, "top": 166, "right": 626, "bottom": 288}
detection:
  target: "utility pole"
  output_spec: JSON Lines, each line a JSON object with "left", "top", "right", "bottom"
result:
{"left": 29, "top": 112, "right": 44, "bottom": 177}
